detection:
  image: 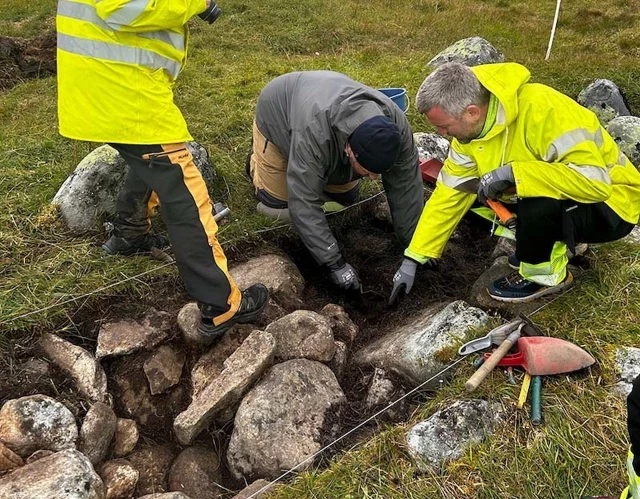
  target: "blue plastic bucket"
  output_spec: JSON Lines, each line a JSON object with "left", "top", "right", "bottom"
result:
{"left": 377, "top": 87, "right": 409, "bottom": 113}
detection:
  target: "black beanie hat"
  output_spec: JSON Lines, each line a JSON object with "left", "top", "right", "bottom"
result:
{"left": 348, "top": 115, "right": 402, "bottom": 174}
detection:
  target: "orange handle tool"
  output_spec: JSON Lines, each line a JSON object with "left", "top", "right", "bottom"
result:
{"left": 487, "top": 199, "right": 517, "bottom": 230}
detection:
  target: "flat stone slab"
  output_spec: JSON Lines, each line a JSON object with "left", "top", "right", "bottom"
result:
{"left": 0, "top": 449, "right": 104, "bottom": 499}
{"left": 354, "top": 301, "right": 489, "bottom": 387}
{"left": 40, "top": 333, "right": 107, "bottom": 402}
{"left": 96, "top": 308, "right": 173, "bottom": 359}
{"left": 143, "top": 345, "right": 185, "bottom": 395}
{"left": 173, "top": 330, "right": 276, "bottom": 445}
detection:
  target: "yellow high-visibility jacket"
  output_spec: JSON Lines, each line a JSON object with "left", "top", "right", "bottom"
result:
{"left": 406, "top": 62, "right": 640, "bottom": 263}
{"left": 56, "top": 0, "right": 206, "bottom": 144}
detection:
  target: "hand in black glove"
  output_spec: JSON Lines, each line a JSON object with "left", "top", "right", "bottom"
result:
{"left": 388, "top": 257, "right": 437, "bottom": 305}
{"left": 198, "top": 0, "right": 222, "bottom": 23}
{"left": 477, "top": 164, "right": 515, "bottom": 206}
{"left": 327, "top": 259, "right": 360, "bottom": 291}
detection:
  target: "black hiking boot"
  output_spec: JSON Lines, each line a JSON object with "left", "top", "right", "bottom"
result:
{"left": 197, "top": 284, "right": 269, "bottom": 341}
{"left": 102, "top": 233, "right": 170, "bottom": 256}
{"left": 488, "top": 271, "right": 573, "bottom": 303}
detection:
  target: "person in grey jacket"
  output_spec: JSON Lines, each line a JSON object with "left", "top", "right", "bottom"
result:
{"left": 247, "top": 70, "right": 424, "bottom": 290}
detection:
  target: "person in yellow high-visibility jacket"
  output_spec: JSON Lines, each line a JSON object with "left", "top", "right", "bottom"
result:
{"left": 389, "top": 62, "right": 640, "bottom": 304}
{"left": 56, "top": 0, "right": 268, "bottom": 340}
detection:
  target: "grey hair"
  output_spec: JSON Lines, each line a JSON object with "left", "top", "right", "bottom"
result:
{"left": 415, "top": 62, "right": 490, "bottom": 117}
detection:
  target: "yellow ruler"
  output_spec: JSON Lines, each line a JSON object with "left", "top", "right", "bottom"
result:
{"left": 517, "top": 372, "right": 532, "bottom": 409}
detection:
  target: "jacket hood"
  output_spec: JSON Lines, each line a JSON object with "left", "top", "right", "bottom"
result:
{"left": 471, "top": 62, "right": 531, "bottom": 132}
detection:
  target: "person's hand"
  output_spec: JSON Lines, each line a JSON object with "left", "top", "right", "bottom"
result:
{"left": 388, "top": 257, "right": 437, "bottom": 305}
{"left": 477, "top": 164, "right": 515, "bottom": 206}
{"left": 328, "top": 261, "right": 360, "bottom": 291}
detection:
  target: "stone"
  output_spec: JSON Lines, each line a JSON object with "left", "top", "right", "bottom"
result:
{"left": 612, "top": 347, "right": 640, "bottom": 397}
{"left": 143, "top": 345, "right": 186, "bottom": 395}
{"left": 227, "top": 359, "right": 345, "bottom": 481}
{"left": 414, "top": 132, "right": 450, "bottom": 164}
{"left": 577, "top": 79, "right": 631, "bottom": 126}
{"left": 190, "top": 325, "right": 254, "bottom": 398}
{"left": 320, "top": 304, "right": 358, "bottom": 343}
{"left": 177, "top": 302, "right": 206, "bottom": 346}
{"left": 110, "top": 353, "right": 187, "bottom": 431}
{"left": 626, "top": 226, "right": 640, "bottom": 246}
{"left": 328, "top": 341, "right": 348, "bottom": 383}
{"left": 168, "top": 447, "right": 224, "bottom": 499}
{"left": 96, "top": 308, "right": 173, "bottom": 359}
{"left": 99, "top": 459, "right": 138, "bottom": 499}
{"left": 0, "top": 394, "right": 78, "bottom": 458}
{"left": 428, "top": 37, "right": 505, "bottom": 67}
{"left": 40, "top": 333, "right": 108, "bottom": 402}
{"left": 364, "top": 368, "right": 397, "bottom": 410}
{"left": 113, "top": 419, "right": 138, "bottom": 458}
{"left": 406, "top": 399, "right": 504, "bottom": 470}
{"left": 354, "top": 301, "right": 489, "bottom": 387}
{"left": 606, "top": 115, "right": 640, "bottom": 167}
{"left": 127, "top": 445, "right": 175, "bottom": 496}
{"left": 25, "top": 449, "right": 54, "bottom": 464}
{"left": 232, "top": 479, "right": 273, "bottom": 499}
{"left": 79, "top": 402, "right": 117, "bottom": 466}
{"left": 0, "top": 449, "right": 104, "bottom": 499}
{"left": 0, "top": 442, "right": 23, "bottom": 474}
{"left": 230, "top": 254, "right": 305, "bottom": 311}
{"left": 174, "top": 330, "right": 276, "bottom": 445}
{"left": 265, "top": 310, "right": 336, "bottom": 362}
{"left": 52, "top": 142, "right": 217, "bottom": 233}
{"left": 138, "top": 493, "right": 191, "bottom": 499}
{"left": 490, "top": 237, "right": 516, "bottom": 261}
{"left": 370, "top": 196, "right": 393, "bottom": 225}
{"left": 16, "top": 359, "right": 50, "bottom": 384}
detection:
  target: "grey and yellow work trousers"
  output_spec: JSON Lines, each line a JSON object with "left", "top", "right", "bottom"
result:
{"left": 110, "top": 143, "right": 241, "bottom": 325}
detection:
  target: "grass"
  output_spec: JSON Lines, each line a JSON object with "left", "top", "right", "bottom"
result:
{"left": 1, "top": 0, "right": 640, "bottom": 496}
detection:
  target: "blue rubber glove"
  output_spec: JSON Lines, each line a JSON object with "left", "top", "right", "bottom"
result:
{"left": 477, "top": 164, "right": 515, "bottom": 206}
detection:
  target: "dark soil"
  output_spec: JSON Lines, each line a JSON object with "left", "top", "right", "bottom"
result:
{"left": 0, "top": 32, "right": 56, "bottom": 91}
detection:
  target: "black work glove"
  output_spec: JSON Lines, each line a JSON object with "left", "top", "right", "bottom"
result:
{"left": 326, "top": 258, "right": 360, "bottom": 291}
{"left": 477, "top": 164, "right": 515, "bottom": 206}
{"left": 198, "top": 0, "right": 222, "bottom": 23}
{"left": 388, "top": 257, "right": 437, "bottom": 305}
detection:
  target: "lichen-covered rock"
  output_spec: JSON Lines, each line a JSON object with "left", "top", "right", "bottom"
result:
{"left": 127, "top": 445, "right": 175, "bottom": 496}
{"left": 99, "top": 459, "right": 138, "bottom": 499}
{"left": 0, "top": 449, "right": 104, "bottom": 499}
{"left": 265, "top": 310, "right": 336, "bottom": 362}
{"left": 606, "top": 115, "right": 640, "bottom": 167}
{"left": 96, "top": 308, "right": 173, "bottom": 360}
{"left": 0, "top": 395, "right": 78, "bottom": 458}
{"left": 230, "top": 254, "right": 305, "bottom": 311}
{"left": 168, "top": 447, "right": 224, "bottom": 499}
{"left": 613, "top": 347, "right": 640, "bottom": 397}
{"left": 320, "top": 304, "right": 358, "bottom": 344}
{"left": 143, "top": 345, "right": 186, "bottom": 395}
{"left": 406, "top": 399, "right": 504, "bottom": 469}
{"left": 354, "top": 301, "right": 489, "bottom": 387}
{"left": 227, "top": 359, "right": 345, "bottom": 481}
{"left": 52, "top": 142, "right": 217, "bottom": 233}
{"left": 414, "top": 132, "right": 450, "bottom": 164}
{"left": 40, "top": 333, "right": 108, "bottom": 402}
{"left": 364, "top": 368, "right": 397, "bottom": 410}
{"left": 578, "top": 79, "right": 631, "bottom": 126}
{"left": 428, "top": 37, "right": 505, "bottom": 67}
{"left": 113, "top": 419, "right": 138, "bottom": 458}
{"left": 79, "top": 403, "right": 117, "bottom": 466}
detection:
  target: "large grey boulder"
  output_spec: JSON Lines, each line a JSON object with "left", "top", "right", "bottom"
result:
{"left": 265, "top": 310, "right": 336, "bottom": 362}
{"left": 0, "top": 395, "right": 78, "bottom": 458}
{"left": 0, "top": 449, "right": 104, "bottom": 499}
{"left": 79, "top": 403, "right": 117, "bottom": 466}
{"left": 40, "top": 333, "right": 108, "bottom": 402}
{"left": 230, "top": 254, "right": 305, "bottom": 311}
{"left": 354, "top": 301, "right": 489, "bottom": 387}
{"left": 606, "top": 115, "right": 640, "bottom": 167}
{"left": 428, "top": 37, "right": 505, "bottom": 67}
{"left": 414, "top": 132, "right": 450, "bottom": 164}
{"left": 52, "top": 142, "right": 216, "bottom": 233}
{"left": 174, "top": 330, "right": 276, "bottom": 445}
{"left": 578, "top": 79, "right": 631, "bottom": 126}
{"left": 406, "top": 399, "right": 504, "bottom": 470}
{"left": 96, "top": 308, "right": 173, "bottom": 360}
{"left": 227, "top": 359, "right": 345, "bottom": 481}
{"left": 612, "top": 347, "right": 640, "bottom": 397}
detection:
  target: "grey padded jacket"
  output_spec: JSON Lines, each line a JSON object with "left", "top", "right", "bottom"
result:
{"left": 255, "top": 70, "right": 424, "bottom": 267}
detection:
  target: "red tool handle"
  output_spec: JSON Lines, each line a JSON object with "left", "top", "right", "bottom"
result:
{"left": 483, "top": 350, "right": 526, "bottom": 367}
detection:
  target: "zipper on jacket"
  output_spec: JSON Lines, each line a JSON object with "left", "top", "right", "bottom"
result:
{"left": 143, "top": 147, "right": 188, "bottom": 168}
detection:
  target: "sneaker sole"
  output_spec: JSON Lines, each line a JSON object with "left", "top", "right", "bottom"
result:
{"left": 488, "top": 272, "right": 574, "bottom": 303}
{"left": 507, "top": 244, "right": 588, "bottom": 271}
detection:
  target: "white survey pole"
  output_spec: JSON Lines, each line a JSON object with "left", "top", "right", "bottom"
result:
{"left": 545, "top": 0, "right": 562, "bottom": 60}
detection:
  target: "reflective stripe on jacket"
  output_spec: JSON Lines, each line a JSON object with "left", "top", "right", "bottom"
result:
{"left": 56, "top": 0, "right": 205, "bottom": 144}
{"left": 406, "top": 62, "right": 640, "bottom": 263}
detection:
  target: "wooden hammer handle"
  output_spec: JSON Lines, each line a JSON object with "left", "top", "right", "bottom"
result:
{"left": 465, "top": 330, "right": 521, "bottom": 392}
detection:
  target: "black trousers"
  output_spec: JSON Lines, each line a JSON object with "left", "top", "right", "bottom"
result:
{"left": 110, "top": 143, "right": 241, "bottom": 322}
{"left": 629, "top": 376, "right": 640, "bottom": 473}
{"left": 515, "top": 198, "right": 634, "bottom": 265}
